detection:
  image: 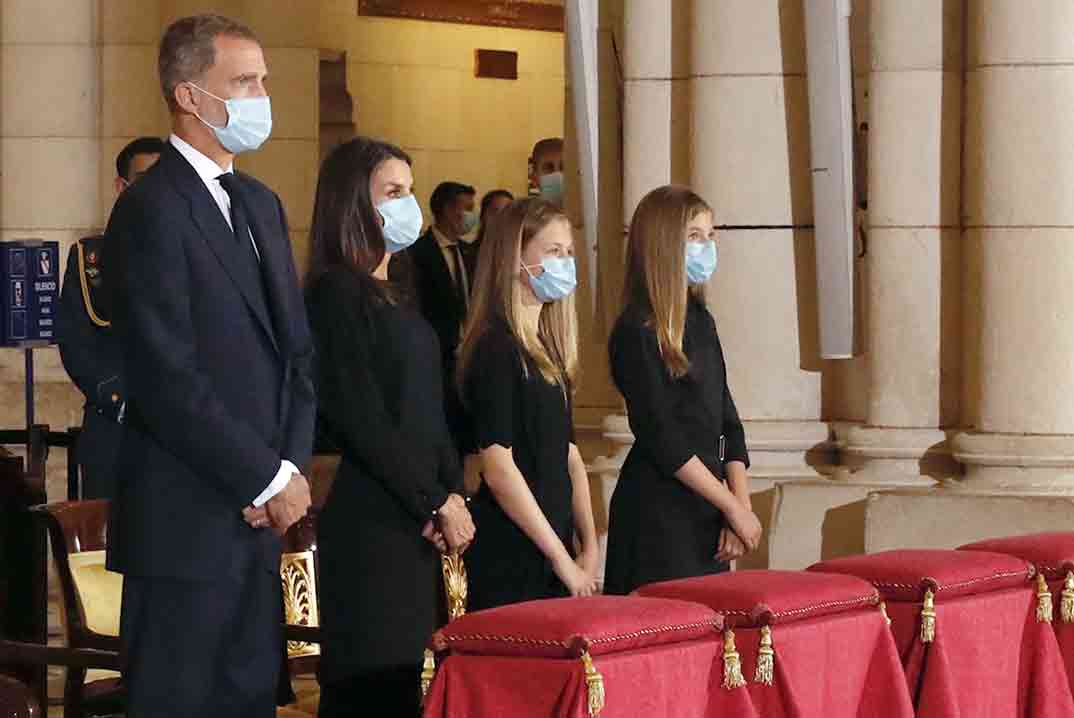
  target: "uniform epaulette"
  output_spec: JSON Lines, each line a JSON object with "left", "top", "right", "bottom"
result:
{"left": 77, "top": 235, "right": 110, "bottom": 328}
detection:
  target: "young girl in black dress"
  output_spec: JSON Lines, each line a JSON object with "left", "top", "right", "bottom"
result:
{"left": 304, "top": 137, "right": 475, "bottom": 716}
{"left": 456, "top": 198, "right": 600, "bottom": 610}
{"left": 603, "top": 185, "right": 763, "bottom": 596}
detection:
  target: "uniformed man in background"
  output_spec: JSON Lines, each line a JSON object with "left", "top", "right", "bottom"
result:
{"left": 56, "top": 136, "right": 165, "bottom": 499}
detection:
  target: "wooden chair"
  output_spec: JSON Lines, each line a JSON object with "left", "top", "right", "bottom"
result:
{"left": 36, "top": 499, "right": 326, "bottom": 717}
{"left": 32, "top": 500, "right": 122, "bottom": 718}
{"left": 282, "top": 510, "right": 320, "bottom": 676}
{"left": 0, "top": 641, "right": 121, "bottom": 718}
{"left": 281, "top": 509, "right": 321, "bottom": 716}
{"left": 0, "top": 674, "right": 39, "bottom": 718}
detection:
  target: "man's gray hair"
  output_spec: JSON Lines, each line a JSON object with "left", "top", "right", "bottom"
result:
{"left": 158, "top": 14, "right": 259, "bottom": 112}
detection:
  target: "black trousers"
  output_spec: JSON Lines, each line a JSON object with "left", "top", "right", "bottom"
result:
{"left": 318, "top": 667, "right": 421, "bottom": 718}
{"left": 120, "top": 556, "right": 281, "bottom": 718}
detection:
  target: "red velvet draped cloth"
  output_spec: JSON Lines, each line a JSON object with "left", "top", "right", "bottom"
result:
{"left": 423, "top": 609, "right": 913, "bottom": 718}
{"left": 960, "top": 532, "right": 1074, "bottom": 700}
{"left": 812, "top": 549, "right": 1074, "bottom": 718}
{"left": 884, "top": 587, "right": 1073, "bottom": 718}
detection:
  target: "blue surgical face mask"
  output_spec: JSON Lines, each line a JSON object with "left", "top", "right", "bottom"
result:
{"left": 685, "top": 240, "right": 718, "bottom": 285}
{"left": 190, "top": 84, "right": 272, "bottom": 154}
{"left": 377, "top": 194, "right": 423, "bottom": 254}
{"left": 523, "top": 255, "right": 577, "bottom": 303}
{"left": 462, "top": 210, "right": 479, "bottom": 235}
{"left": 538, "top": 172, "right": 564, "bottom": 204}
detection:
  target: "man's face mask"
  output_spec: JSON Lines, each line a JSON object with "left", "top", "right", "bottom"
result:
{"left": 189, "top": 83, "right": 273, "bottom": 154}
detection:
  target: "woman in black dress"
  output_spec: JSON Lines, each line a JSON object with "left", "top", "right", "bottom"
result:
{"left": 456, "top": 198, "right": 599, "bottom": 610}
{"left": 304, "top": 137, "right": 475, "bottom": 716}
{"left": 604, "top": 185, "right": 763, "bottom": 596}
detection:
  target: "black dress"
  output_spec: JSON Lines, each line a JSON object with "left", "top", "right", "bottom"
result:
{"left": 603, "top": 298, "right": 750, "bottom": 596}
{"left": 462, "top": 321, "right": 575, "bottom": 610}
{"left": 306, "top": 267, "right": 462, "bottom": 713}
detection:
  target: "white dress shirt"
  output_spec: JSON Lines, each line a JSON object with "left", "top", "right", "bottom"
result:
{"left": 169, "top": 134, "right": 294, "bottom": 507}
{"left": 432, "top": 224, "right": 470, "bottom": 302}
{"left": 169, "top": 134, "right": 261, "bottom": 260}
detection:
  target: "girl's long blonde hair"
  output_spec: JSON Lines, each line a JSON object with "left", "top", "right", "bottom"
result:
{"left": 457, "top": 198, "right": 578, "bottom": 391}
{"left": 622, "top": 185, "right": 713, "bottom": 379}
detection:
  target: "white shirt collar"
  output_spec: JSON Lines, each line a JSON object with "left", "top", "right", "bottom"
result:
{"left": 169, "top": 133, "right": 233, "bottom": 185}
{"left": 432, "top": 224, "right": 458, "bottom": 248}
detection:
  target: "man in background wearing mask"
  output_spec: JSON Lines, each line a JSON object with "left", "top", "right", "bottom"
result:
{"left": 57, "top": 136, "right": 165, "bottom": 500}
{"left": 396, "top": 181, "right": 479, "bottom": 456}
{"left": 105, "top": 15, "right": 314, "bottom": 717}
{"left": 529, "top": 136, "right": 565, "bottom": 204}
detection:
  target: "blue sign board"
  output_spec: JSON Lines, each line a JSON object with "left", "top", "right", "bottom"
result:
{"left": 1, "top": 240, "right": 60, "bottom": 346}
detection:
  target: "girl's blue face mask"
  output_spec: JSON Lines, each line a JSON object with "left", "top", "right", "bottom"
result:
{"left": 523, "top": 255, "right": 577, "bottom": 303}
{"left": 685, "top": 239, "right": 718, "bottom": 285}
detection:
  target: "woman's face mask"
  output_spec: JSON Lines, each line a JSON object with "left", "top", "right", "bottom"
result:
{"left": 377, "top": 194, "right": 423, "bottom": 254}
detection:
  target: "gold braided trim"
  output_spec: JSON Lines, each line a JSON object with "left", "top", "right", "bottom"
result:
{"left": 443, "top": 617, "right": 721, "bottom": 651}
{"left": 718, "top": 591, "right": 880, "bottom": 623}
{"left": 871, "top": 568, "right": 1033, "bottom": 596}
{"left": 1030, "top": 564, "right": 1074, "bottom": 581}
{"left": 77, "top": 242, "right": 110, "bottom": 328}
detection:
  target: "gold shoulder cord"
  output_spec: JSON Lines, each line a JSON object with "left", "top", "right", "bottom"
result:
{"left": 77, "top": 242, "right": 110, "bottom": 328}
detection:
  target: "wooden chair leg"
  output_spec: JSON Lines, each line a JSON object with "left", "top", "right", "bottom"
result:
{"left": 62, "top": 665, "right": 85, "bottom": 718}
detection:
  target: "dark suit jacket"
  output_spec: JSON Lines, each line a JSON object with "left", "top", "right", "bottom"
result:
{"left": 56, "top": 237, "right": 126, "bottom": 499}
{"left": 104, "top": 143, "right": 315, "bottom": 581}
{"left": 393, "top": 228, "right": 479, "bottom": 452}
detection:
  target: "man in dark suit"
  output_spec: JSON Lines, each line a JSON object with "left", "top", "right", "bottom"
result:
{"left": 396, "top": 181, "right": 478, "bottom": 454}
{"left": 56, "top": 136, "right": 165, "bottom": 500}
{"left": 105, "top": 15, "right": 314, "bottom": 717}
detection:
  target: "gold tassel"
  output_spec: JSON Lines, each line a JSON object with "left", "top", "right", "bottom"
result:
{"left": 420, "top": 649, "right": 436, "bottom": 705}
{"left": 754, "top": 625, "right": 774, "bottom": 686}
{"left": 722, "top": 629, "right": 746, "bottom": 689}
{"left": 1062, "top": 571, "right": 1074, "bottom": 624}
{"left": 920, "top": 589, "right": 936, "bottom": 644}
{"left": 1037, "top": 574, "right": 1054, "bottom": 624}
{"left": 879, "top": 601, "right": 892, "bottom": 627}
{"left": 581, "top": 651, "right": 605, "bottom": 717}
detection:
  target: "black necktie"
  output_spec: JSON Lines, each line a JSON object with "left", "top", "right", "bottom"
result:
{"left": 216, "top": 173, "right": 260, "bottom": 263}
{"left": 450, "top": 242, "right": 470, "bottom": 308}
{"left": 216, "top": 173, "right": 279, "bottom": 341}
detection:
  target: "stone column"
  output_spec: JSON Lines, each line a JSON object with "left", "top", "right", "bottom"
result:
{"left": 230, "top": 0, "right": 320, "bottom": 275}
{"left": 952, "top": 0, "right": 1074, "bottom": 490}
{"left": 688, "top": 0, "right": 830, "bottom": 484}
{"left": 1, "top": 0, "right": 105, "bottom": 658}
{"left": 842, "top": 0, "right": 962, "bottom": 483}
{"left": 100, "top": 0, "right": 168, "bottom": 225}
{"left": 621, "top": 0, "right": 673, "bottom": 218}
{"left": 0, "top": 0, "right": 103, "bottom": 492}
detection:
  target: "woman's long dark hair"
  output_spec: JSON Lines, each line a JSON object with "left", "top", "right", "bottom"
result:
{"left": 475, "top": 189, "right": 514, "bottom": 245}
{"left": 305, "top": 136, "right": 412, "bottom": 298}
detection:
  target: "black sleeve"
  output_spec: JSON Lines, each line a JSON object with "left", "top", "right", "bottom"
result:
{"left": 275, "top": 197, "right": 316, "bottom": 469}
{"left": 110, "top": 195, "right": 280, "bottom": 506}
{"left": 716, "top": 332, "right": 750, "bottom": 468}
{"left": 56, "top": 247, "right": 125, "bottom": 421}
{"left": 609, "top": 318, "right": 695, "bottom": 476}
{"left": 438, "top": 443, "right": 464, "bottom": 495}
{"left": 465, "top": 330, "right": 519, "bottom": 451}
{"left": 308, "top": 271, "right": 449, "bottom": 523}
